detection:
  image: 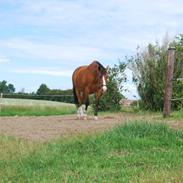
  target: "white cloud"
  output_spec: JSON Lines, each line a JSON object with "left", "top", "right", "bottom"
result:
{"left": 0, "top": 56, "right": 10, "bottom": 64}
{"left": 1, "top": 38, "right": 118, "bottom": 63}
{"left": 13, "top": 68, "right": 73, "bottom": 77}
{"left": 1, "top": 0, "right": 182, "bottom": 62}
{"left": 1, "top": 0, "right": 183, "bottom": 96}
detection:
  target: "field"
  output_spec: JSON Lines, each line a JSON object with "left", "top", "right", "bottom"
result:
{"left": 0, "top": 98, "right": 76, "bottom": 116}
{"left": 1, "top": 99, "right": 183, "bottom": 182}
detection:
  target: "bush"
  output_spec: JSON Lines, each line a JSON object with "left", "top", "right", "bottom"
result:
{"left": 128, "top": 34, "right": 183, "bottom": 111}
{"left": 92, "top": 62, "right": 126, "bottom": 111}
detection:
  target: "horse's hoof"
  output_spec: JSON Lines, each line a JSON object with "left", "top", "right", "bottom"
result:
{"left": 76, "top": 115, "right": 81, "bottom": 120}
{"left": 83, "top": 114, "right": 87, "bottom": 120}
{"left": 94, "top": 116, "right": 98, "bottom": 120}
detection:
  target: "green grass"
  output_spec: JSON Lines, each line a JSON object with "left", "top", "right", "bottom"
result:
{"left": 1, "top": 122, "right": 183, "bottom": 182}
{"left": 170, "top": 110, "right": 183, "bottom": 120}
{"left": 0, "top": 98, "right": 76, "bottom": 116}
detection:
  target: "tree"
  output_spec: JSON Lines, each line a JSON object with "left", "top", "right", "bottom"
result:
{"left": 93, "top": 62, "right": 126, "bottom": 111}
{"left": 171, "top": 34, "right": 183, "bottom": 109}
{"left": 0, "top": 80, "right": 15, "bottom": 93}
{"left": 128, "top": 35, "right": 183, "bottom": 111}
{"left": 36, "top": 84, "right": 50, "bottom": 95}
{"left": 7, "top": 84, "right": 15, "bottom": 93}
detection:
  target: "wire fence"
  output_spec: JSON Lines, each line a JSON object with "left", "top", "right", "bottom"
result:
{"left": 0, "top": 93, "right": 74, "bottom": 104}
{"left": 171, "top": 78, "right": 183, "bottom": 110}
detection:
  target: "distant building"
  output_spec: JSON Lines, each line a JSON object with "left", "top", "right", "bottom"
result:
{"left": 120, "top": 99, "right": 135, "bottom": 107}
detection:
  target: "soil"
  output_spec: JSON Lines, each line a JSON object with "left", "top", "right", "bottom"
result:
{"left": 0, "top": 113, "right": 183, "bottom": 142}
{"left": 0, "top": 113, "right": 139, "bottom": 142}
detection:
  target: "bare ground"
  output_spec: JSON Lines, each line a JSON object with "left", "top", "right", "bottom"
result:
{"left": 0, "top": 113, "right": 141, "bottom": 142}
{"left": 0, "top": 113, "right": 183, "bottom": 142}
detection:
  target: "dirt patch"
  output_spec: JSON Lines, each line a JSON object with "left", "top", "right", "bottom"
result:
{"left": 1, "top": 113, "right": 183, "bottom": 142}
{"left": 0, "top": 113, "right": 139, "bottom": 142}
{"left": 167, "top": 120, "right": 183, "bottom": 130}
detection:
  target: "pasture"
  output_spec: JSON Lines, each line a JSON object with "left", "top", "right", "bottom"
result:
{"left": 0, "top": 98, "right": 76, "bottom": 116}
{"left": 0, "top": 98, "right": 183, "bottom": 182}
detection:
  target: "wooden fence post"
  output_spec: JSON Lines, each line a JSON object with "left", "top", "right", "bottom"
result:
{"left": 163, "top": 47, "right": 176, "bottom": 118}
{"left": 0, "top": 93, "right": 2, "bottom": 114}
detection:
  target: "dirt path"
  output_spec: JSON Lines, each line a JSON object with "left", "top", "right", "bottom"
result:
{"left": 0, "top": 113, "right": 183, "bottom": 142}
{"left": 0, "top": 113, "right": 140, "bottom": 142}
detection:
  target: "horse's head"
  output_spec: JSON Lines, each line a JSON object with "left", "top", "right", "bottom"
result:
{"left": 95, "top": 61, "right": 109, "bottom": 93}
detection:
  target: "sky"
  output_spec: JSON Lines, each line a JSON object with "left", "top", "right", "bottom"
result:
{"left": 0, "top": 0, "right": 183, "bottom": 99}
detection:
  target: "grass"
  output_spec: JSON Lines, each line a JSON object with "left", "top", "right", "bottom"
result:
{"left": 0, "top": 98, "right": 76, "bottom": 116}
{"left": 1, "top": 122, "right": 183, "bottom": 182}
{"left": 170, "top": 110, "right": 183, "bottom": 120}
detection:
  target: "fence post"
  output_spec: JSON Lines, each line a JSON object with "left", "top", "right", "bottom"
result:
{"left": 163, "top": 47, "right": 176, "bottom": 118}
{"left": 0, "top": 93, "right": 2, "bottom": 114}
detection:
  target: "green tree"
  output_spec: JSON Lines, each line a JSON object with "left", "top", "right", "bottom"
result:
{"left": 7, "top": 84, "right": 15, "bottom": 93}
{"left": 171, "top": 34, "right": 183, "bottom": 109}
{"left": 94, "top": 62, "right": 126, "bottom": 111}
{"left": 36, "top": 84, "right": 50, "bottom": 95}
{"left": 0, "top": 80, "right": 15, "bottom": 93}
{"left": 129, "top": 35, "right": 183, "bottom": 111}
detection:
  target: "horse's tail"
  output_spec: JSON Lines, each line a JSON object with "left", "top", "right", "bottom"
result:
{"left": 73, "top": 86, "right": 79, "bottom": 105}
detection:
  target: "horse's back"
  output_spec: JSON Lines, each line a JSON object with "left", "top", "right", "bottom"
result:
{"left": 72, "top": 66, "right": 88, "bottom": 88}
{"left": 72, "top": 61, "right": 99, "bottom": 94}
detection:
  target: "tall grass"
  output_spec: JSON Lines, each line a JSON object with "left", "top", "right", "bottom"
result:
{"left": 1, "top": 122, "right": 183, "bottom": 182}
{"left": 0, "top": 105, "right": 76, "bottom": 116}
{"left": 0, "top": 98, "right": 76, "bottom": 116}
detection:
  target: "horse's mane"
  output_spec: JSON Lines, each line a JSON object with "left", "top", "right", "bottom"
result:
{"left": 94, "top": 61, "right": 106, "bottom": 74}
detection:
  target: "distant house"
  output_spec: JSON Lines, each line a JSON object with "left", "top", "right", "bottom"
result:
{"left": 120, "top": 99, "right": 135, "bottom": 107}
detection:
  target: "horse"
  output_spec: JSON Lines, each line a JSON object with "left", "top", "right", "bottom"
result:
{"left": 72, "top": 61, "right": 108, "bottom": 120}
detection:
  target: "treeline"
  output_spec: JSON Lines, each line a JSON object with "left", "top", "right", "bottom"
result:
{"left": 1, "top": 82, "right": 74, "bottom": 103}
{"left": 3, "top": 93, "right": 74, "bottom": 103}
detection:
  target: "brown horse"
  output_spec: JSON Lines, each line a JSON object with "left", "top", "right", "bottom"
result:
{"left": 72, "top": 61, "right": 108, "bottom": 120}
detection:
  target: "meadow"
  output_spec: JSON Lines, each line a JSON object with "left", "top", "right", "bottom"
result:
{"left": 1, "top": 122, "right": 183, "bottom": 182}
{"left": 0, "top": 98, "right": 76, "bottom": 116}
{"left": 1, "top": 98, "right": 183, "bottom": 182}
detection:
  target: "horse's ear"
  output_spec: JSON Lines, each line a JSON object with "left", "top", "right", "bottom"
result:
{"left": 106, "top": 66, "right": 109, "bottom": 72}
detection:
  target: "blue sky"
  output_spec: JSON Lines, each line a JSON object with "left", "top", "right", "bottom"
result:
{"left": 0, "top": 0, "right": 182, "bottom": 99}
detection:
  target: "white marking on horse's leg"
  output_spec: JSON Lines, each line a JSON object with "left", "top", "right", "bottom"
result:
{"left": 82, "top": 105, "right": 87, "bottom": 117}
{"left": 81, "top": 106, "right": 84, "bottom": 116}
{"left": 77, "top": 105, "right": 84, "bottom": 119}
{"left": 94, "top": 116, "right": 98, "bottom": 120}
{"left": 77, "top": 107, "right": 81, "bottom": 119}
{"left": 102, "top": 76, "right": 107, "bottom": 92}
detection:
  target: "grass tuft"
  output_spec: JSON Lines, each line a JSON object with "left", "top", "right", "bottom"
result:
{"left": 1, "top": 122, "right": 183, "bottom": 182}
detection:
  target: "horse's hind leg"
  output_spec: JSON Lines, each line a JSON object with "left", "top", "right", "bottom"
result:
{"left": 77, "top": 106, "right": 84, "bottom": 119}
{"left": 76, "top": 90, "right": 86, "bottom": 119}
{"left": 80, "top": 96, "right": 89, "bottom": 119}
{"left": 75, "top": 90, "right": 82, "bottom": 119}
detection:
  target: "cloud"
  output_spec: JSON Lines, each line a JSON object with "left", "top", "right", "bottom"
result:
{"left": 1, "top": 0, "right": 182, "bottom": 61}
{"left": 1, "top": 0, "right": 183, "bottom": 96}
{"left": 13, "top": 68, "right": 73, "bottom": 77}
{"left": 1, "top": 38, "right": 119, "bottom": 63}
{"left": 0, "top": 56, "right": 10, "bottom": 64}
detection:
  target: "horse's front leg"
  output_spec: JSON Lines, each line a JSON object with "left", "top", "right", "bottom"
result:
{"left": 82, "top": 91, "right": 90, "bottom": 119}
{"left": 94, "top": 91, "right": 102, "bottom": 120}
